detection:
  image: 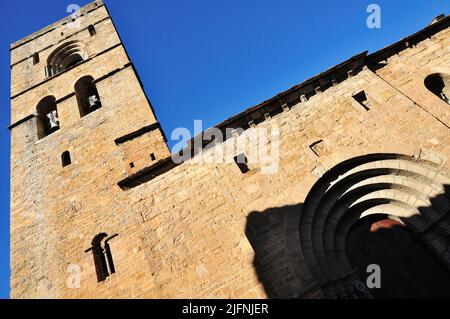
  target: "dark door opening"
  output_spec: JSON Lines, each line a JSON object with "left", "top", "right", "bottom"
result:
{"left": 346, "top": 214, "right": 450, "bottom": 299}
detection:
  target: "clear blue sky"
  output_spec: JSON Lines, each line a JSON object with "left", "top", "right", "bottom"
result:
{"left": 0, "top": 0, "right": 448, "bottom": 299}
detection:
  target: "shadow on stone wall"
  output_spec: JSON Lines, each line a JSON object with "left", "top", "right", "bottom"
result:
{"left": 245, "top": 186, "right": 450, "bottom": 299}
{"left": 245, "top": 204, "right": 321, "bottom": 299}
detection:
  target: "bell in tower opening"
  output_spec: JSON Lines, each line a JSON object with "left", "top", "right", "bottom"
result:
{"left": 47, "top": 110, "right": 60, "bottom": 133}
{"left": 88, "top": 94, "right": 101, "bottom": 111}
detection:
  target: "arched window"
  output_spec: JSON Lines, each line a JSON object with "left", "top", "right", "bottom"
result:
{"left": 46, "top": 40, "right": 88, "bottom": 77}
{"left": 61, "top": 151, "right": 71, "bottom": 167}
{"left": 36, "top": 96, "right": 59, "bottom": 139}
{"left": 424, "top": 73, "right": 450, "bottom": 104}
{"left": 87, "top": 233, "right": 117, "bottom": 283}
{"left": 74, "top": 75, "right": 102, "bottom": 117}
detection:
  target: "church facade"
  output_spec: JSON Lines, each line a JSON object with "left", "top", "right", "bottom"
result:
{"left": 9, "top": 1, "right": 450, "bottom": 298}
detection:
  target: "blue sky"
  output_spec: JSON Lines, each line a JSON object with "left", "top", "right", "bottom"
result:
{"left": 0, "top": 0, "right": 448, "bottom": 299}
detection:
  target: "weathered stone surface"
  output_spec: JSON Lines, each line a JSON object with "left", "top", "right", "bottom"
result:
{"left": 9, "top": 1, "right": 450, "bottom": 298}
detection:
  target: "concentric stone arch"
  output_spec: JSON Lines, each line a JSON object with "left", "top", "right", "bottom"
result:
{"left": 299, "top": 153, "right": 450, "bottom": 298}
{"left": 46, "top": 40, "right": 89, "bottom": 76}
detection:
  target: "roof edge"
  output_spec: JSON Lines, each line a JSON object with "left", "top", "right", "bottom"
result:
{"left": 10, "top": 0, "right": 105, "bottom": 50}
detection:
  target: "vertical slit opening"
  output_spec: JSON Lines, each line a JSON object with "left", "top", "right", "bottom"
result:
{"left": 62, "top": 151, "right": 71, "bottom": 167}
{"left": 88, "top": 24, "right": 96, "bottom": 36}
{"left": 32, "top": 52, "right": 39, "bottom": 65}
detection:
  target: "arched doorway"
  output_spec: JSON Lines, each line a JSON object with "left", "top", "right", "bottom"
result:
{"left": 299, "top": 153, "right": 450, "bottom": 298}
{"left": 346, "top": 214, "right": 450, "bottom": 298}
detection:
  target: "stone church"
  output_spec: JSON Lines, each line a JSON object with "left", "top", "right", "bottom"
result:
{"left": 9, "top": 1, "right": 450, "bottom": 298}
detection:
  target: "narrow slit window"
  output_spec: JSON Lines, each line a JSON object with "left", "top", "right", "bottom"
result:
{"left": 353, "top": 91, "right": 370, "bottom": 111}
{"left": 88, "top": 24, "right": 96, "bottom": 36}
{"left": 62, "top": 151, "right": 71, "bottom": 167}
{"left": 32, "top": 52, "right": 40, "bottom": 65}
{"left": 130, "top": 162, "right": 135, "bottom": 168}
{"left": 234, "top": 154, "right": 250, "bottom": 174}
{"left": 150, "top": 153, "right": 156, "bottom": 161}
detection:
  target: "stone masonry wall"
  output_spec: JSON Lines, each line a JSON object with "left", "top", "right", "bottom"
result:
{"left": 10, "top": 1, "right": 170, "bottom": 298}
{"left": 10, "top": 1, "right": 450, "bottom": 298}
{"left": 124, "top": 52, "right": 449, "bottom": 298}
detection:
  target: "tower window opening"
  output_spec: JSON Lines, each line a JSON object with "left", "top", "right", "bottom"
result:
{"left": 150, "top": 153, "right": 156, "bottom": 161}
{"left": 86, "top": 233, "right": 118, "bottom": 283}
{"left": 46, "top": 40, "right": 87, "bottom": 77}
{"left": 36, "top": 96, "right": 59, "bottom": 139}
{"left": 61, "top": 151, "right": 71, "bottom": 167}
{"left": 353, "top": 90, "right": 370, "bottom": 111}
{"left": 32, "top": 52, "right": 40, "bottom": 65}
{"left": 88, "top": 25, "right": 96, "bottom": 36}
{"left": 425, "top": 73, "right": 450, "bottom": 104}
{"left": 74, "top": 75, "right": 102, "bottom": 117}
{"left": 234, "top": 154, "right": 250, "bottom": 174}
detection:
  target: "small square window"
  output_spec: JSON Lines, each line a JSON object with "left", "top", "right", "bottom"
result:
{"left": 353, "top": 91, "right": 370, "bottom": 111}
{"left": 234, "top": 154, "right": 250, "bottom": 174}
{"left": 309, "top": 140, "right": 324, "bottom": 157}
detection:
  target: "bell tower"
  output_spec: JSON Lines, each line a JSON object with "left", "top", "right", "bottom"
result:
{"left": 10, "top": 0, "right": 169, "bottom": 298}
